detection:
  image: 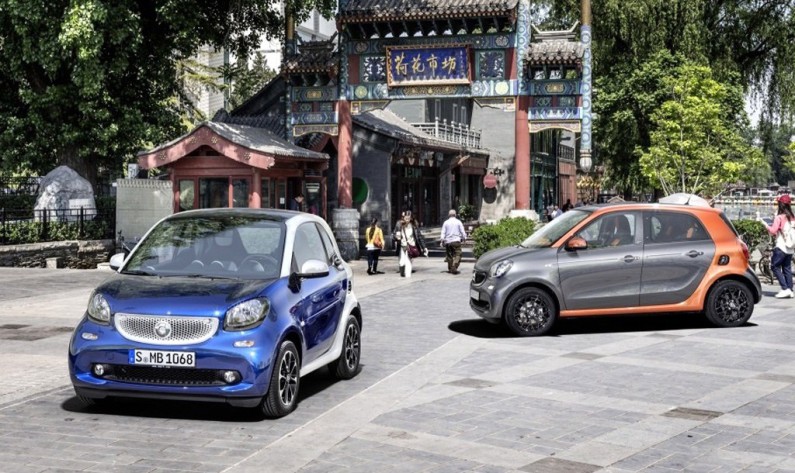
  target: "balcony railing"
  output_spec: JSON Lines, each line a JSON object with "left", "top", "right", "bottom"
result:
{"left": 412, "top": 119, "right": 482, "bottom": 149}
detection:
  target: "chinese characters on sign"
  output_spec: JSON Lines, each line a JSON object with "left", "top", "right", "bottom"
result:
{"left": 386, "top": 45, "right": 471, "bottom": 86}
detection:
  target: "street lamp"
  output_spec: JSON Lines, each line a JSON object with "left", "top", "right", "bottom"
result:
{"left": 579, "top": 155, "right": 592, "bottom": 173}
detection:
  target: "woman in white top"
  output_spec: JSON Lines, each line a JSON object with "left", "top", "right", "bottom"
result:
{"left": 394, "top": 211, "right": 427, "bottom": 278}
{"left": 760, "top": 194, "right": 795, "bottom": 298}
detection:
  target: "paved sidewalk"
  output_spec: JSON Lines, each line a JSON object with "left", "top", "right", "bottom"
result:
{"left": 1, "top": 260, "right": 795, "bottom": 473}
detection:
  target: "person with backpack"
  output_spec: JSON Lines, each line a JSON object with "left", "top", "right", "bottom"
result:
{"left": 760, "top": 194, "right": 795, "bottom": 298}
{"left": 364, "top": 216, "right": 384, "bottom": 275}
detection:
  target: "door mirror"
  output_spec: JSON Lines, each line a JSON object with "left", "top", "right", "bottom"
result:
{"left": 288, "top": 259, "right": 330, "bottom": 292}
{"left": 566, "top": 237, "right": 587, "bottom": 251}
{"left": 109, "top": 253, "right": 126, "bottom": 271}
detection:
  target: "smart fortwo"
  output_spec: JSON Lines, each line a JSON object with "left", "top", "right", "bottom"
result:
{"left": 69, "top": 209, "right": 362, "bottom": 418}
{"left": 470, "top": 202, "right": 762, "bottom": 336}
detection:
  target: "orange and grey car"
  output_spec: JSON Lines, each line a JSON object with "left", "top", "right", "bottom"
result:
{"left": 469, "top": 203, "right": 762, "bottom": 336}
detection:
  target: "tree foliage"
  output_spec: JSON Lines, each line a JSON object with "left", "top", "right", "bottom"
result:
{"left": 639, "top": 62, "right": 763, "bottom": 196}
{"left": 538, "top": 0, "right": 795, "bottom": 194}
{"left": 225, "top": 52, "right": 278, "bottom": 111}
{"left": 0, "top": 0, "right": 333, "bottom": 188}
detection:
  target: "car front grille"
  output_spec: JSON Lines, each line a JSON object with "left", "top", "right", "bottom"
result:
{"left": 115, "top": 314, "right": 218, "bottom": 346}
{"left": 472, "top": 271, "right": 487, "bottom": 285}
{"left": 105, "top": 365, "right": 226, "bottom": 386}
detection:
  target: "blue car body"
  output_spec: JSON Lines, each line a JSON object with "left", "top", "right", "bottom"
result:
{"left": 69, "top": 209, "right": 361, "bottom": 413}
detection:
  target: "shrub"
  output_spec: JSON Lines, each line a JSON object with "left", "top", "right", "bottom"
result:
{"left": 458, "top": 203, "right": 476, "bottom": 222}
{"left": 472, "top": 217, "right": 536, "bottom": 259}
{"left": 733, "top": 219, "right": 768, "bottom": 251}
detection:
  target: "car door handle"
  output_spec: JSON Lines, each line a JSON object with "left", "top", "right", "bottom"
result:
{"left": 686, "top": 250, "right": 704, "bottom": 258}
{"left": 623, "top": 255, "right": 637, "bottom": 263}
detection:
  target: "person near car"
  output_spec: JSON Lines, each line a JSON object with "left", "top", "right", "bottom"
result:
{"left": 760, "top": 194, "right": 795, "bottom": 298}
{"left": 394, "top": 210, "right": 427, "bottom": 278}
{"left": 562, "top": 199, "right": 573, "bottom": 212}
{"left": 440, "top": 209, "right": 466, "bottom": 274}
{"left": 364, "top": 217, "right": 384, "bottom": 275}
{"left": 289, "top": 193, "right": 304, "bottom": 211}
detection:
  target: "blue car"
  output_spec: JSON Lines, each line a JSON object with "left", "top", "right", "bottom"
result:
{"left": 69, "top": 209, "right": 362, "bottom": 418}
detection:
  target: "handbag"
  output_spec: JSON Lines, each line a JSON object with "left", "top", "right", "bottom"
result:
{"left": 407, "top": 244, "right": 420, "bottom": 258}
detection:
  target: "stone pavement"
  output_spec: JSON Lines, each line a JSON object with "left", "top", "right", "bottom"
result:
{"left": 1, "top": 254, "right": 795, "bottom": 473}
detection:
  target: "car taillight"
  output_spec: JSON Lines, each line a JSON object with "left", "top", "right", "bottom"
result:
{"left": 739, "top": 238, "right": 749, "bottom": 263}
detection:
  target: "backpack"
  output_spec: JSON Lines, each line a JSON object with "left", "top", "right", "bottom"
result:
{"left": 782, "top": 219, "right": 795, "bottom": 250}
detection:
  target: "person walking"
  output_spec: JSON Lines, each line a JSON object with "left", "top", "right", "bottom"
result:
{"left": 440, "top": 209, "right": 466, "bottom": 274}
{"left": 364, "top": 217, "right": 384, "bottom": 275}
{"left": 394, "top": 211, "right": 427, "bottom": 278}
{"left": 760, "top": 194, "right": 795, "bottom": 298}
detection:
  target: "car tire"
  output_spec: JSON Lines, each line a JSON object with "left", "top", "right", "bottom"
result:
{"left": 328, "top": 317, "right": 361, "bottom": 380}
{"left": 261, "top": 340, "right": 300, "bottom": 418}
{"left": 704, "top": 280, "right": 754, "bottom": 328}
{"left": 503, "top": 287, "right": 557, "bottom": 336}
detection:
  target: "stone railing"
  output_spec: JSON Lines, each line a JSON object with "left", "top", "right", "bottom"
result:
{"left": 412, "top": 119, "right": 482, "bottom": 148}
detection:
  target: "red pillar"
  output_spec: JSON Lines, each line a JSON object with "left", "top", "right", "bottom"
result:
{"left": 514, "top": 95, "right": 530, "bottom": 210}
{"left": 251, "top": 169, "right": 261, "bottom": 208}
{"left": 337, "top": 100, "right": 353, "bottom": 208}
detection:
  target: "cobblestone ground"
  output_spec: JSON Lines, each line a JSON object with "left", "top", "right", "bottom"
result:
{"left": 1, "top": 261, "right": 794, "bottom": 473}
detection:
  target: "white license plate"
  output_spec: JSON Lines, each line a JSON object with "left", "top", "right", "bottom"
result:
{"left": 130, "top": 349, "right": 195, "bottom": 367}
{"left": 470, "top": 288, "right": 480, "bottom": 301}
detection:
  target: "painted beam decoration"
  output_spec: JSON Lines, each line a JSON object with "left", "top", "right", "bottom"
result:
{"left": 386, "top": 45, "right": 471, "bottom": 87}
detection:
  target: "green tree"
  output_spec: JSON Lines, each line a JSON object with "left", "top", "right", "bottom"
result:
{"left": 639, "top": 62, "right": 762, "bottom": 196}
{"left": 225, "top": 52, "right": 278, "bottom": 110}
{"left": 757, "top": 120, "right": 795, "bottom": 186}
{"left": 538, "top": 0, "right": 795, "bottom": 194}
{"left": 0, "top": 0, "right": 333, "bottom": 189}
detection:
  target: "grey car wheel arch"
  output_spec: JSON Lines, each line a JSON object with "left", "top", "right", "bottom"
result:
{"left": 502, "top": 282, "right": 561, "bottom": 319}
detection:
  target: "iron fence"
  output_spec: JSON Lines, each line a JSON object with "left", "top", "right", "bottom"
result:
{"left": 0, "top": 207, "right": 115, "bottom": 245}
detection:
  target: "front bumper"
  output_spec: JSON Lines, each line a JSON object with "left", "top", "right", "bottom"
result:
{"left": 469, "top": 270, "right": 507, "bottom": 322}
{"left": 69, "top": 317, "right": 277, "bottom": 405}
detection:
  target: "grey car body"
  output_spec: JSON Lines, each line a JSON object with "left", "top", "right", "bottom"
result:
{"left": 469, "top": 204, "right": 762, "bottom": 336}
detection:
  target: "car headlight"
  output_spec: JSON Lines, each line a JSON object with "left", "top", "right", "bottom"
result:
{"left": 225, "top": 298, "right": 270, "bottom": 330}
{"left": 490, "top": 260, "right": 514, "bottom": 278}
{"left": 87, "top": 292, "right": 111, "bottom": 324}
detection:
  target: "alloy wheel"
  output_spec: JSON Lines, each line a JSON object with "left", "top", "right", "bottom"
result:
{"left": 278, "top": 350, "right": 299, "bottom": 406}
{"left": 344, "top": 323, "right": 360, "bottom": 370}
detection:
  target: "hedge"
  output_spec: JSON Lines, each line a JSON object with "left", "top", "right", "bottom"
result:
{"left": 472, "top": 217, "right": 537, "bottom": 259}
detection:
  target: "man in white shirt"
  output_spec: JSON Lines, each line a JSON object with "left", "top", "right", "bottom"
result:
{"left": 440, "top": 209, "right": 467, "bottom": 274}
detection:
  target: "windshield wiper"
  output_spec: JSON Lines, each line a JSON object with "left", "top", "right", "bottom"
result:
{"left": 121, "top": 269, "right": 158, "bottom": 276}
{"left": 174, "top": 273, "right": 240, "bottom": 280}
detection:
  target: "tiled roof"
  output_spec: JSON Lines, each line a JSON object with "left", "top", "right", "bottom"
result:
{"left": 339, "top": 0, "right": 519, "bottom": 22}
{"left": 141, "top": 121, "right": 327, "bottom": 161}
{"left": 353, "top": 108, "right": 487, "bottom": 156}
{"left": 214, "top": 109, "right": 286, "bottom": 138}
{"left": 283, "top": 38, "right": 339, "bottom": 75}
{"left": 526, "top": 40, "right": 585, "bottom": 65}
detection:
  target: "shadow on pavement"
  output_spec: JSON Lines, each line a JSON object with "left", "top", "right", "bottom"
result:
{"left": 450, "top": 313, "right": 756, "bottom": 338}
{"left": 60, "top": 366, "right": 348, "bottom": 422}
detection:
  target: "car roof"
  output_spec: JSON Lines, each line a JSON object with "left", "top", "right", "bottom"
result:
{"left": 579, "top": 202, "right": 722, "bottom": 215}
{"left": 166, "top": 208, "right": 314, "bottom": 223}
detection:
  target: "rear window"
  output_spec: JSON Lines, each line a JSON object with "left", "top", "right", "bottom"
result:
{"left": 719, "top": 213, "right": 739, "bottom": 237}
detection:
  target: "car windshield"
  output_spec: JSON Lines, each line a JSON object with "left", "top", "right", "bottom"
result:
{"left": 123, "top": 215, "right": 285, "bottom": 280}
{"left": 520, "top": 209, "right": 591, "bottom": 248}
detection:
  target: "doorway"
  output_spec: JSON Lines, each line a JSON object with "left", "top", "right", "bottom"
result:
{"left": 391, "top": 164, "right": 438, "bottom": 227}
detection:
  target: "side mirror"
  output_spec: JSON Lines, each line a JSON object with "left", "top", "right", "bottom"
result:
{"left": 109, "top": 253, "right": 126, "bottom": 271}
{"left": 288, "top": 259, "right": 330, "bottom": 293}
{"left": 566, "top": 237, "right": 587, "bottom": 251}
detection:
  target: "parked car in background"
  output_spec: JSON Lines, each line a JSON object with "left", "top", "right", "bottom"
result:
{"left": 69, "top": 209, "right": 362, "bottom": 418}
{"left": 470, "top": 202, "right": 762, "bottom": 336}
